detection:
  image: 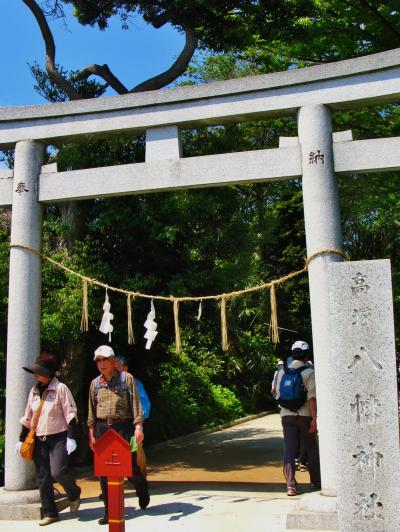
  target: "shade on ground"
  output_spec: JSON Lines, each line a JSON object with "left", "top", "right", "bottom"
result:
{"left": 75, "top": 412, "right": 310, "bottom": 496}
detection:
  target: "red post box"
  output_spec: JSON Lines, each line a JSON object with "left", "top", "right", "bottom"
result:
{"left": 94, "top": 429, "right": 133, "bottom": 532}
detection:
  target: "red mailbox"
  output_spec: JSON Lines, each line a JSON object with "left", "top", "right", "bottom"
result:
{"left": 94, "top": 429, "right": 133, "bottom": 532}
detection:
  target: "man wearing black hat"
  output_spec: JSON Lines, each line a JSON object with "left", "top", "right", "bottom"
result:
{"left": 275, "top": 340, "right": 321, "bottom": 496}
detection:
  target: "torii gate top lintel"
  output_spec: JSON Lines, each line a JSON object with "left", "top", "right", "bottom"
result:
{"left": 1, "top": 47, "right": 400, "bottom": 150}
{"left": 1, "top": 47, "right": 400, "bottom": 207}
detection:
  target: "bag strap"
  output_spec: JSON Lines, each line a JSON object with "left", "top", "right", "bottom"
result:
{"left": 285, "top": 365, "right": 308, "bottom": 374}
{"left": 31, "top": 389, "right": 49, "bottom": 431}
{"left": 93, "top": 375, "right": 101, "bottom": 404}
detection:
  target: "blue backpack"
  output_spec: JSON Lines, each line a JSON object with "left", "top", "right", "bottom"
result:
{"left": 278, "top": 366, "right": 307, "bottom": 412}
{"left": 94, "top": 371, "right": 151, "bottom": 419}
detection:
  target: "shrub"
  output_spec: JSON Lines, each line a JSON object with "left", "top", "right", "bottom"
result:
{"left": 145, "top": 354, "right": 245, "bottom": 443}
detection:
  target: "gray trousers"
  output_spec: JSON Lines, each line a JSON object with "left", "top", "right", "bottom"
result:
{"left": 281, "top": 415, "right": 321, "bottom": 488}
{"left": 34, "top": 431, "right": 81, "bottom": 517}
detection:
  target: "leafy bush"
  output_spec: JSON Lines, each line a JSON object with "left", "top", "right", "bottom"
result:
{"left": 145, "top": 354, "right": 245, "bottom": 443}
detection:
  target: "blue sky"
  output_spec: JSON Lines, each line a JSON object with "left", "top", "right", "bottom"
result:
{"left": 1, "top": 1, "right": 185, "bottom": 108}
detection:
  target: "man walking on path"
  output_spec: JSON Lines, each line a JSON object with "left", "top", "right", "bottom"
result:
{"left": 87, "top": 345, "right": 150, "bottom": 525}
{"left": 276, "top": 340, "right": 321, "bottom": 496}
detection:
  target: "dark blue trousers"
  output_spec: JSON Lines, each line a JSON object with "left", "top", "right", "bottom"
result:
{"left": 281, "top": 415, "right": 321, "bottom": 488}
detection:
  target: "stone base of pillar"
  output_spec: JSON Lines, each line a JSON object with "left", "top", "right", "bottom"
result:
{"left": 286, "top": 492, "right": 338, "bottom": 530}
{"left": 0, "top": 488, "right": 69, "bottom": 520}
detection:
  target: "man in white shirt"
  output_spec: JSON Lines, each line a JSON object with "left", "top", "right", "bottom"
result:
{"left": 271, "top": 360, "right": 284, "bottom": 398}
{"left": 276, "top": 340, "right": 321, "bottom": 496}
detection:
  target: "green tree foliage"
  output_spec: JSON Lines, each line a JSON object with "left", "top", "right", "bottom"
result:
{"left": 146, "top": 351, "right": 245, "bottom": 442}
{"left": 66, "top": 0, "right": 314, "bottom": 52}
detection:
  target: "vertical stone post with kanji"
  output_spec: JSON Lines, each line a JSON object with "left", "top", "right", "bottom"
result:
{"left": 4, "top": 140, "right": 45, "bottom": 491}
{"left": 328, "top": 259, "right": 400, "bottom": 531}
{"left": 298, "top": 104, "right": 343, "bottom": 497}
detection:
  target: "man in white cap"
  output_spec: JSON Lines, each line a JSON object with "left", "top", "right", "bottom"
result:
{"left": 275, "top": 340, "right": 321, "bottom": 496}
{"left": 271, "top": 360, "right": 284, "bottom": 398}
{"left": 87, "top": 345, "right": 150, "bottom": 525}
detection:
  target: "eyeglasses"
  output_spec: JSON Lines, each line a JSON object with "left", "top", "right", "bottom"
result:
{"left": 96, "top": 358, "right": 111, "bottom": 363}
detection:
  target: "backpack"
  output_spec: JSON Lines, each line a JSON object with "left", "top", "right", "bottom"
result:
{"left": 94, "top": 371, "right": 151, "bottom": 419}
{"left": 134, "top": 378, "right": 151, "bottom": 419}
{"left": 278, "top": 365, "right": 308, "bottom": 412}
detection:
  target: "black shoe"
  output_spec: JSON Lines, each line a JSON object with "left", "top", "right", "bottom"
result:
{"left": 310, "top": 483, "right": 321, "bottom": 491}
{"left": 137, "top": 486, "right": 150, "bottom": 509}
{"left": 98, "top": 516, "right": 108, "bottom": 525}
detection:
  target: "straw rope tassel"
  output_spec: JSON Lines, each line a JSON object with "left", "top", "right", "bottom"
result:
{"left": 270, "top": 282, "right": 280, "bottom": 344}
{"left": 173, "top": 298, "right": 182, "bottom": 354}
{"left": 127, "top": 294, "right": 135, "bottom": 345}
{"left": 80, "top": 279, "right": 89, "bottom": 332}
{"left": 220, "top": 296, "right": 229, "bottom": 351}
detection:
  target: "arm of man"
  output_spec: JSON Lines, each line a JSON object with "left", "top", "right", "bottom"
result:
{"left": 308, "top": 397, "right": 317, "bottom": 433}
{"left": 128, "top": 374, "right": 145, "bottom": 445}
{"left": 87, "top": 381, "right": 96, "bottom": 451}
{"left": 271, "top": 370, "right": 277, "bottom": 395}
{"left": 304, "top": 369, "right": 317, "bottom": 433}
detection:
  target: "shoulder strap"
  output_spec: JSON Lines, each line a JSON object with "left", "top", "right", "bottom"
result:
{"left": 121, "top": 371, "right": 133, "bottom": 401}
{"left": 285, "top": 365, "right": 307, "bottom": 374}
{"left": 93, "top": 375, "right": 101, "bottom": 404}
{"left": 31, "top": 390, "right": 49, "bottom": 431}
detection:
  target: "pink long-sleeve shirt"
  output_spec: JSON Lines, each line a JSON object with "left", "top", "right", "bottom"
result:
{"left": 20, "top": 377, "right": 78, "bottom": 437}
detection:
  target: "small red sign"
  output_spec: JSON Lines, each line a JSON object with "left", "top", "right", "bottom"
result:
{"left": 94, "top": 429, "right": 133, "bottom": 477}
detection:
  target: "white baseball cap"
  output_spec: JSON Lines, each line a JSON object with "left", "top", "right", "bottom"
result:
{"left": 291, "top": 340, "right": 309, "bottom": 352}
{"left": 93, "top": 345, "right": 115, "bottom": 360}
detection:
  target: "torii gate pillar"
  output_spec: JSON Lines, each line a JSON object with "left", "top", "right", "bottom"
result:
{"left": 4, "top": 140, "right": 45, "bottom": 491}
{"left": 298, "top": 104, "right": 343, "bottom": 498}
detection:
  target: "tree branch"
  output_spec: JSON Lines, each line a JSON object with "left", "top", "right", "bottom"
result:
{"left": 131, "top": 22, "right": 198, "bottom": 93}
{"left": 23, "top": 3, "right": 198, "bottom": 97}
{"left": 23, "top": 0, "right": 82, "bottom": 100}
{"left": 151, "top": 11, "right": 171, "bottom": 29}
{"left": 73, "top": 64, "right": 129, "bottom": 94}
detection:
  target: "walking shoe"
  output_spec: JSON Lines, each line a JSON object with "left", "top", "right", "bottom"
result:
{"left": 70, "top": 486, "right": 81, "bottom": 513}
{"left": 70, "top": 496, "right": 81, "bottom": 513}
{"left": 98, "top": 515, "right": 108, "bottom": 525}
{"left": 39, "top": 516, "right": 59, "bottom": 526}
{"left": 310, "top": 483, "right": 321, "bottom": 491}
{"left": 137, "top": 483, "right": 150, "bottom": 509}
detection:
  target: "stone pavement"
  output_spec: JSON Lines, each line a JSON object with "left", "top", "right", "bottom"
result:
{"left": 2, "top": 413, "right": 334, "bottom": 531}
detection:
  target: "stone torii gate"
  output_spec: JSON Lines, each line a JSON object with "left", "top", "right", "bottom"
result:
{"left": 1, "top": 47, "right": 400, "bottom": 528}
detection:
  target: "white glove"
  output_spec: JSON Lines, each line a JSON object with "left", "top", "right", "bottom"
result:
{"left": 66, "top": 438, "right": 77, "bottom": 455}
{"left": 15, "top": 441, "right": 22, "bottom": 455}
